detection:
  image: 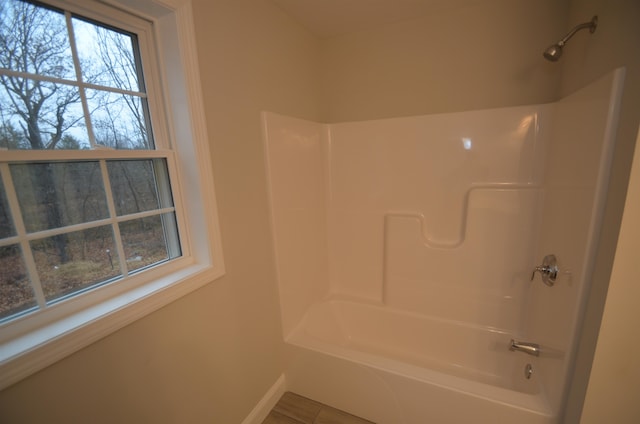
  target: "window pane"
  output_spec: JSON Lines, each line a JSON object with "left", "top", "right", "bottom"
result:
{"left": 32, "top": 225, "right": 121, "bottom": 302}
{"left": 0, "top": 78, "right": 90, "bottom": 150}
{"left": 11, "top": 162, "right": 108, "bottom": 233}
{"left": 88, "top": 90, "right": 152, "bottom": 149}
{"left": 0, "top": 0, "right": 75, "bottom": 80}
{"left": 120, "top": 214, "right": 179, "bottom": 272}
{"left": 72, "top": 17, "right": 141, "bottom": 91}
{"left": 0, "top": 175, "right": 16, "bottom": 238}
{"left": 0, "top": 244, "right": 37, "bottom": 320}
{"left": 108, "top": 159, "right": 173, "bottom": 216}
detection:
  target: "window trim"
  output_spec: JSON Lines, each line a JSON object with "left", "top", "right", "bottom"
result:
{"left": 0, "top": 0, "right": 225, "bottom": 390}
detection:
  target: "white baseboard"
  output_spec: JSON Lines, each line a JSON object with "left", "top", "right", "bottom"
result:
{"left": 241, "top": 374, "right": 287, "bottom": 424}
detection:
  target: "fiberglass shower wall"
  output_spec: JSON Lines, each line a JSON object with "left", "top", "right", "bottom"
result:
{"left": 264, "top": 104, "right": 551, "bottom": 334}
{"left": 525, "top": 69, "right": 624, "bottom": 414}
{"left": 326, "top": 107, "right": 549, "bottom": 333}
{"left": 264, "top": 68, "right": 624, "bottom": 419}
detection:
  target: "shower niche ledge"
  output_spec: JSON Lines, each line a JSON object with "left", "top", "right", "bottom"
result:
{"left": 384, "top": 186, "right": 542, "bottom": 330}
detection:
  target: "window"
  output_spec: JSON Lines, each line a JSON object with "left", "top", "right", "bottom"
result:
{"left": 0, "top": 0, "right": 183, "bottom": 321}
{"left": 0, "top": 0, "right": 224, "bottom": 388}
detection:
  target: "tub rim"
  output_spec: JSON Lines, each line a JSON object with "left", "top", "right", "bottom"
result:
{"left": 286, "top": 297, "right": 554, "bottom": 417}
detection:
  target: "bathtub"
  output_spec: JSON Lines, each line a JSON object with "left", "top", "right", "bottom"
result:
{"left": 265, "top": 70, "right": 625, "bottom": 423}
{"left": 284, "top": 299, "right": 556, "bottom": 424}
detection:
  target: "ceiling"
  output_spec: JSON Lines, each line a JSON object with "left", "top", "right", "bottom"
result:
{"left": 271, "top": 0, "right": 481, "bottom": 38}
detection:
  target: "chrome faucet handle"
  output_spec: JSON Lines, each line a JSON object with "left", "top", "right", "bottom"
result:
{"left": 530, "top": 266, "right": 549, "bottom": 280}
{"left": 531, "top": 254, "right": 558, "bottom": 286}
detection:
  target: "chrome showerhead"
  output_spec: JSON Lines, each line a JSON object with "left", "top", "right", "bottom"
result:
{"left": 543, "top": 16, "right": 598, "bottom": 62}
{"left": 543, "top": 43, "right": 564, "bottom": 62}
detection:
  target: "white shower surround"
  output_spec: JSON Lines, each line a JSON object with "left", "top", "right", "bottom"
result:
{"left": 263, "top": 69, "right": 624, "bottom": 423}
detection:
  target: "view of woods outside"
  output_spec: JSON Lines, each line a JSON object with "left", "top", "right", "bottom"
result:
{"left": 0, "top": 0, "right": 180, "bottom": 321}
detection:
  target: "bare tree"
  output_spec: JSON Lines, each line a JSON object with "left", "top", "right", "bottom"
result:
{"left": 0, "top": 0, "right": 79, "bottom": 262}
{"left": 0, "top": 0, "right": 83, "bottom": 150}
{"left": 0, "top": 121, "right": 23, "bottom": 149}
{"left": 0, "top": 1, "right": 156, "bottom": 266}
{"left": 92, "top": 25, "right": 150, "bottom": 149}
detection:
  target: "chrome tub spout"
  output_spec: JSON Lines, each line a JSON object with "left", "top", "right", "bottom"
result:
{"left": 509, "top": 339, "right": 540, "bottom": 357}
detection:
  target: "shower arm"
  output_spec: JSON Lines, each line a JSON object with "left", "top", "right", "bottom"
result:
{"left": 556, "top": 16, "right": 598, "bottom": 47}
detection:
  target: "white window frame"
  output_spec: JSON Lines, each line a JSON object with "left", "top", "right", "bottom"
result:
{"left": 0, "top": 0, "right": 225, "bottom": 390}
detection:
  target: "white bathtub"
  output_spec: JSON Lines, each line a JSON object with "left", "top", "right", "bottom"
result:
{"left": 284, "top": 299, "right": 556, "bottom": 424}
{"left": 266, "top": 71, "right": 624, "bottom": 423}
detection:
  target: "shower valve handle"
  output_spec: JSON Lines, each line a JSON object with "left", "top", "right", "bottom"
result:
{"left": 531, "top": 254, "right": 558, "bottom": 286}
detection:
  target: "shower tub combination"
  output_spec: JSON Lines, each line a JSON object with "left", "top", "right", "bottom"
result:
{"left": 262, "top": 69, "right": 624, "bottom": 424}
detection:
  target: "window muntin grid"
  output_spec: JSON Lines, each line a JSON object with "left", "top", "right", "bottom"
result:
{"left": 0, "top": 0, "right": 182, "bottom": 323}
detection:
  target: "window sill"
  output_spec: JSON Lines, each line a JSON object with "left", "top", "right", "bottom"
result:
{"left": 0, "top": 263, "right": 224, "bottom": 390}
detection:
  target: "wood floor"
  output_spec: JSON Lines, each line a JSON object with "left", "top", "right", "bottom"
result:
{"left": 262, "top": 392, "right": 375, "bottom": 424}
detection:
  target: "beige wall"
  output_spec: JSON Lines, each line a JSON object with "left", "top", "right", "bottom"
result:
{"left": 580, "top": 126, "right": 640, "bottom": 424}
{"left": 0, "top": 0, "right": 320, "bottom": 423}
{"left": 320, "top": 0, "right": 568, "bottom": 123}
{"left": 557, "top": 1, "right": 640, "bottom": 423}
